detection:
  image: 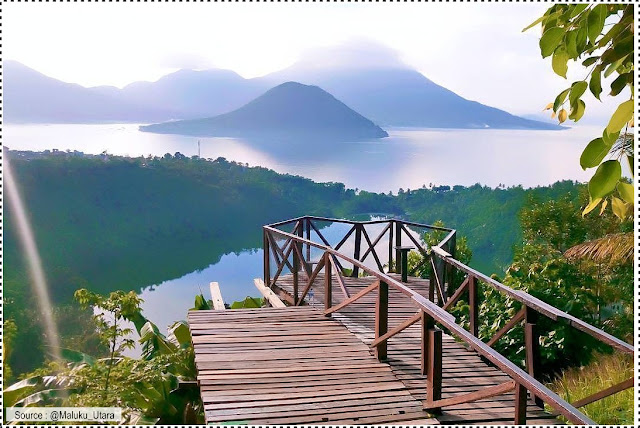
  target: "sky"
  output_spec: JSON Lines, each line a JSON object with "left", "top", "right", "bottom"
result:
{"left": 4, "top": 2, "right": 620, "bottom": 122}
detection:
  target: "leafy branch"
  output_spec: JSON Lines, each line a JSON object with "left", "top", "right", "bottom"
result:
{"left": 526, "top": 4, "right": 634, "bottom": 219}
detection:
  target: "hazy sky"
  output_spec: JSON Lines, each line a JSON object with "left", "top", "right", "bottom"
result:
{"left": 5, "top": 2, "right": 619, "bottom": 121}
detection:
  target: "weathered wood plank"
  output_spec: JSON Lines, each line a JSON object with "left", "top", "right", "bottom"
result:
{"left": 208, "top": 282, "right": 226, "bottom": 310}
{"left": 253, "top": 278, "right": 286, "bottom": 308}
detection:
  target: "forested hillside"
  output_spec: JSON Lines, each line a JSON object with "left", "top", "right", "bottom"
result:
{"left": 5, "top": 150, "right": 582, "bottom": 374}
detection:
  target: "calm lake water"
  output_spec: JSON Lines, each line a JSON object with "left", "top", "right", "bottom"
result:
{"left": 6, "top": 123, "right": 600, "bottom": 339}
{"left": 5, "top": 123, "right": 596, "bottom": 192}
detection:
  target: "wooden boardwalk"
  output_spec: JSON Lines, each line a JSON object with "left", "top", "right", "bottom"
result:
{"left": 276, "top": 273, "right": 562, "bottom": 425}
{"left": 188, "top": 306, "right": 438, "bottom": 425}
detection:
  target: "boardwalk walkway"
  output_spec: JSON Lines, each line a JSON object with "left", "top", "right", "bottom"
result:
{"left": 188, "top": 273, "right": 562, "bottom": 424}
{"left": 276, "top": 273, "right": 561, "bottom": 425}
{"left": 188, "top": 306, "right": 437, "bottom": 425}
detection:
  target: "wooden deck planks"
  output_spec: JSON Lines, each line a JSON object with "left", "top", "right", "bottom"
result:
{"left": 188, "top": 306, "right": 438, "bottom": 425}
{"left": 277, "top": 272, "right": 562, "bottom": 425}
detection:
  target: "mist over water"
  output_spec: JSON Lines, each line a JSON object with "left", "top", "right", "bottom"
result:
{"left": 5, "top": 123, "right": 596, "bottom": 193}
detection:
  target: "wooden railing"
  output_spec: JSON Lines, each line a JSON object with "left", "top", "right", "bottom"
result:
{"left": 263, "top": 216, "right": 633, "bottom": 425}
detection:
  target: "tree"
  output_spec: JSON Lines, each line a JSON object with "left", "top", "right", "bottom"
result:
{"left": 525, "top": 4, "right": 634, "bottom": 218}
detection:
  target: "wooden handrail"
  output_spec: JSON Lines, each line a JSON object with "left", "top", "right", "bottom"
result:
{"left": 432, "top": 246, "right": 633, "bottom": 354}
{"left": 264, "top": 217, "right": 632, "bottom": 424}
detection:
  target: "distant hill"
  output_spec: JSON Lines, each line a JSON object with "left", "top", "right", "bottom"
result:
{"left": 4, "top": 61, "right": 175, "bottom": 123}
{"left": 261, "top": 66, "right": 563, "bottom": 130}
{"left": 93, "top": 68, "right": 267, "bottom": 119}
{"left": 140, "top": 82, "right": 389, "bottom": 140}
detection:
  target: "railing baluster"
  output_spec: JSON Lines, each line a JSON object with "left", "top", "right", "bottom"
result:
{"left": 305, "top": 218, "right": 311, "bottom": 263}
{"left": 375, "top": 280, "right": 388, "bottom": 361}
{"left": 514, "top": 382, "right": 527, "bottom": 425}
{"left": 395, "top": 221, "right": 402, "bottom": 273}
{"left": 469, "top": 275, "right": 478, "bottom": 337}
{"left": 525, "top": 307, "right": 543, "bottom": 407}
{"left": 292, "top": 225, "right": 300, "bottom": 305}
{"left": 388, "top": 222, "right": 393, "bottom": 273}
{"left": 352, "top": 224, "right": 362, "bottom": 277}
{"left": 263, "top": 229, "right": 271, "bottom": 290}
{"left": 446, "top": 232, "right": 457, "bottom": 297}
{"left": 429, "top": 260, "right": 436, "bottom": 303}
{"left": 324, "top": 252, "right": 332, "bottom": 316}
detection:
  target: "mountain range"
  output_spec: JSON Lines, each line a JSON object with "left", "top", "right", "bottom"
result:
{"left": 5, "top": 55, "right": 561, "bottom": 131}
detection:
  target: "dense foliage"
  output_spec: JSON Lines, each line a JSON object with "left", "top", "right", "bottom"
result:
{"left": 455, "top": 192, "right": 631, "bottom": 374}
{"left": 3, "top": 291, "right": 204, "bottom": 424}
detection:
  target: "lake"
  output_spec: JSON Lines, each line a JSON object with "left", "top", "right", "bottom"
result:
{"left": 5, "top": 123, "right": 597, "bottom": 193}
{"left": 5, "top": 123, "right": 600, "bottom": 338}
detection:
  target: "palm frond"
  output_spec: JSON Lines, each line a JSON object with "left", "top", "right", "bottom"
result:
{"left": 564, "top": 232, "right": 633, "bottom": 265}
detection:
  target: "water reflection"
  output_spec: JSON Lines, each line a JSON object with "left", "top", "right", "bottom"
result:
{"left": 5, "top": 123, "right": 595, "bottom": 193}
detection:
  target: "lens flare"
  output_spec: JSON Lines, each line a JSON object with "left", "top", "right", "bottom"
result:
{"left": 5, "top": 155, "right": 63, "bottom": 364}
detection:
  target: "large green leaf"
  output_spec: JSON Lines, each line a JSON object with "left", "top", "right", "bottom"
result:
{"left": 588, "top": 160, "right": 622, "bottom": 199}
{"left": 191, "top": 293, "right": 211, "bottom": 310}
{"left": 3, "top": 376, "right": 44, "bottom": 407}
{"left": 582, "top": 197, "right": 603, "bottom": 216}
{"left": 609, "top": 73, "right": 629, "bottom": 96}
{"left": 602, "top": 128, "right": 620, "bottom": 146}
{"left": 569, "top": 81, "right": 588, "bottom": 106}
{"left": 586, "top": 4, "right": 607, "bottom": 44}
{"left": 589, "top": 65, "right": 603, "bottom": 100}
{"left": 14, "top": 388, "right": 70, "bottom": 407}
{"left": 580, "top": 138, "right": 609, "bottom": 169}
{"left": 139, "top": 321, "right": 177, "bottom": 360}
{"left": 604, "top": 55, "right": 629, "bottom": 78}
{"left": 59, "top": 348, "right": 97, "bottom": 367}
{"left": 610, "top": 196, "right": 629, "bottom": 220}
{"left": 617, "top": 181, "right": 634, "bottom": 204}
{"left": 569, "top": 99, "right": 585, "bottom": 122}
{"left": 230, "top": 297, "right": 264, "bottom": 309}
{"left": 565, "top": 31, "right": 578, "bottom": 59}
{"left": 167, "top": 321, "right": 192, "bottom": 349}
{"left": 553, "top": 88, "right": 571, "bottom": 111}
{"left": 606, "top": 100, "right": 634, "bottom": 134}
{"left": 552, "top": 48, "right": 570, "bottom": 78}
{"left": 540, "top": 27, "right": 565, "bottom": 58}
{"left": 522, "top": 16, "right": 544, "bottom": 32}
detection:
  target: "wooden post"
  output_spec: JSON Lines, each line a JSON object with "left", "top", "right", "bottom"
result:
{"left": 395, "top": 221, "right": 402, "bottom": 273}
{"left": 324, "top": 252, "right": 332, "bottom": 316}
{"left": 446, "top": 233, "right": 457, "bottom": 297}
{"left": 263, "top": 229, "right": 271, "bottom": 289}
{"left": 468, "top": 275, "right": 478, "bottom": 337}
{"left": 388, "top": 222, "right": 394, "bottom": 273}
{"left": 422, "top": 310, "right": 442, "bottom": 414}
{"left": 525, "top": 307, "right": 543, "bottom": 407}
{"left": 352, "top": 224, "right": 362, "bottom": 277}
{"left": 375, "top": 280, "right": 388, "bottom": 361}
{"left": 305, "top": 218, "right": 311, "bottom": 263}
{"left": 292, "top": 235, "right": 300, "bottom": 306}
{"left": 514, "top": 383, "right": 527, "bottom": 425}
{"left": 428, "top": 257, "right": 436, "bottom": 303}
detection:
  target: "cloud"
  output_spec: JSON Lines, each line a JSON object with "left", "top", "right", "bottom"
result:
{"left": 291, "top": 38, "right": 407, "bottom": 71}
{"left": 158, "top": 52, "right": 215, "bottom": 70}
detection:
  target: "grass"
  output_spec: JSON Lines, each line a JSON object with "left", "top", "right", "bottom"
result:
{"left": 548, "top": 352, "right": 633, "bottom": 425}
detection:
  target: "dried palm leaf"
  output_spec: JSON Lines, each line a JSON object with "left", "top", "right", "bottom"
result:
{"left": 564, "top": 232, "right": 633, "bottom": 265}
